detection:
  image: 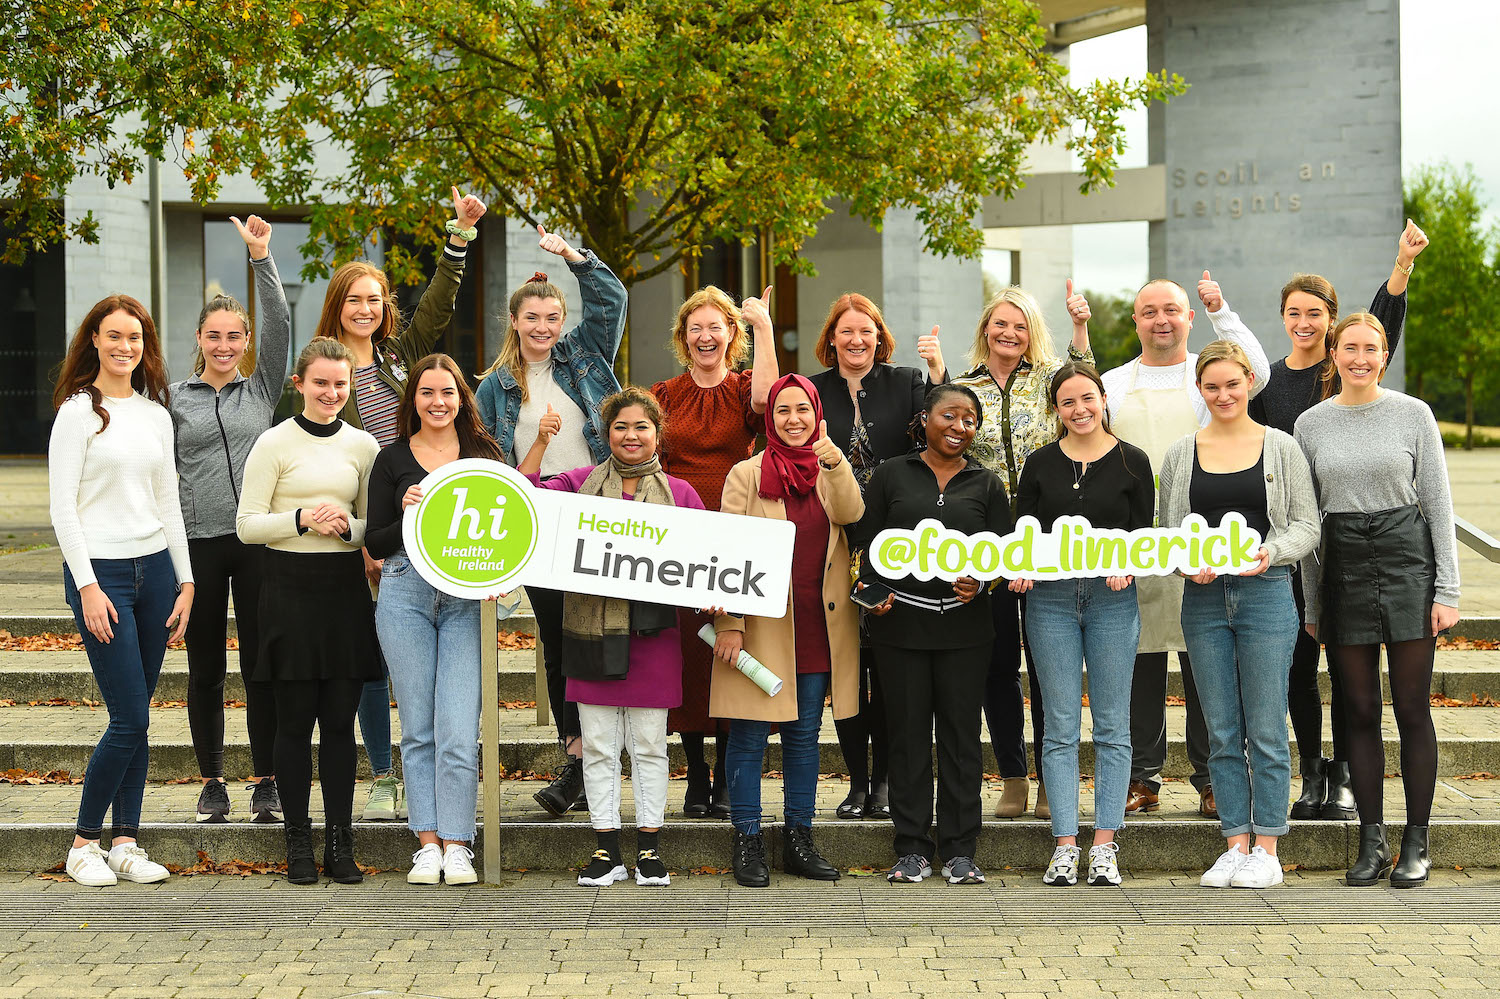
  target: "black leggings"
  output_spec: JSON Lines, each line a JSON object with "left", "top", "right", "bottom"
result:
{"left": 983, "top": 586, "right": 1040, "bottom": 779}
{"left": 832, "top": 646, "right": 888, "bottom": 792}
{"left": 1330, "top": 638, "right": 1438, "bottom": 825}
{"left": 273, "top": 678, "right": 364, "bottom": 825}
{"left": 529, "top": 586, "right": 581, "bottom": 745}
{"left": 1287, "top": 567, "right": 1347, "bottom": 762}
{"left": 185, "top": 535, "right": 276, "bottom": 777}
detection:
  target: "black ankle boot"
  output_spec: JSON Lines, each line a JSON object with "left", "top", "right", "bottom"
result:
{"left": 1289, "top": 756, "right": 1328, "bottom": 820}
{"left": 284, "top": 820, "right": 317, "bottom": 885}
{"left": 323, "top": 824, "right": 363, "bottom": 884}
{"left": 534, "top": 757, "right": 584, "bottom": 818}
{"left": 682, "top": 761, "right": 710, "bottom": 818}
{"left": 783, "top": 825, "right": 840, "bottom": 881}
{"left": 1391, "top": 825, "right": 1430, "bottom": 888}
{"left": 1321, "top": 761, "right": 1357, "bottom": 820}
{"left": 732, "top": 829, "right": 770, "bottom": 887}
{"left": 707, "top": 771, "right": 732, "bottom": 820}
{"left": 865, "top": 781, "right": 890, "bottom": 820}
{"left": 1346, "top": 823, "right": 1392, "bottom": 886}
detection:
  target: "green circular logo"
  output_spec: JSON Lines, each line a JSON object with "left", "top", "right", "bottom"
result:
{"left": 404, "top": 460, "right": 539, "bottom": 597}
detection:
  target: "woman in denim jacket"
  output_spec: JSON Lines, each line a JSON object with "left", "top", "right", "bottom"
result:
{"left": 474, "top": 225, "right": 629, "bottom": 817}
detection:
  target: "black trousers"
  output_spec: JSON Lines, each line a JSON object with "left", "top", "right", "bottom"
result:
{"left": 273, "top": 678, "right": 364, "bottom": 825}
{"left": 875, "top": 643, "right": 988, "bottom": 863}
{"left": 832, "top": 645, "right": 889, "bottom": 792}
{"left": 1288, "top": 566, "right": 1347, "bottom": 761}
{"left": 528, "top": 586, "right": 581, "bottom": 745}
{"left": 983, "top": 586, "right": 1041, "bottom": 778}
{"left": 1129, "top": 651, "right": 1210, "bottom": 793}
{"left": 185, "top": 534, "right": 276, "bottom": 777}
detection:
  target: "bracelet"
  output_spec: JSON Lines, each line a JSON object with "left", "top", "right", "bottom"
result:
{"left": 445, "top": 219, "right": 478, "bottom": 242}
{"left": 1396, "top": 258, "right": 1414, "bottom": 276}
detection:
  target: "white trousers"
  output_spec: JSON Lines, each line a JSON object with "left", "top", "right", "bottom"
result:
{"left": 577, "top": 704, "right": 669, "bottom": 830}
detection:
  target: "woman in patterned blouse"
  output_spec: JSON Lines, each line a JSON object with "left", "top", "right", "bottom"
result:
{"left": 950, "top": 282, "right": 1093, "bottom": 821}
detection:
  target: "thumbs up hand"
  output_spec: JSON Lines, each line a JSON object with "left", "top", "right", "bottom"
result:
{"left": 916, "top": 325, "right": 945, "bottom": 380}
{"left": 451, "top": 186, "right": 488, "bottom": 230}
{"left": 810, "top": 419, "right": 845, "bottom": 470}
{"left": 1064, "top": 279, "right": 1091, "bottom": 331}
{"left": 538, "top": 403, "right": 562, "bottom": 441}
{"left": 230, "top": 215, "right": 272, "bottom": 260}
{"left": 1397, "top": 217, "right": 1429, "bottom": 269}
{"left": 536, "top": 224, "right": 584, "bottom": 263}
{"left": 740, "top": 286, "right": 774, "bottom": 333}
{"left": 1197, "top": 269, "right": 1224, "bottom": 313}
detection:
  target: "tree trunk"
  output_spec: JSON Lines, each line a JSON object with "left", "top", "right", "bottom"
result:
{"left": 1465, "top": 371, "right": 1475, "bottom": 451}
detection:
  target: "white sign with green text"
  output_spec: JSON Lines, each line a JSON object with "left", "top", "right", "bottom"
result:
{"left": 401, "top": 459, "right": 795, "bottom": 615}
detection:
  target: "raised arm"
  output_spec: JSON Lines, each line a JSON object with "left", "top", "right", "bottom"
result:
{"left": 1384, "top": 218, "right": 1429, "bottom": 298}
{"left": 232, "top": 215, "right": 292, "bottom": 406}
{"left": 743, "top": 286, "right": 779, "bottom": 413}
{"left": 1199, "top": 269, "right": 1271, "bottom": 397}
{"left": 542, "top": 225, "right": 627, "bottom": 367}
{"left": 402, "top": 187, "right": 487, "bottom": 364}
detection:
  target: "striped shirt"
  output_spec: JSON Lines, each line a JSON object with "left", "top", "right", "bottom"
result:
{"left": 354, "top": 363, "right": 402, "bottom": 448}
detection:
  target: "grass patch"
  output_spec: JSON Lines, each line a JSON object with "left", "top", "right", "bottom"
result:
{"left": 1438, "top": 421, "right": 1500, "bottom": 448}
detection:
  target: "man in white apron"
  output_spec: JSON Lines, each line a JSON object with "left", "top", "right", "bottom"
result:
{"left": 1100, "top": 274, "right": 1271, "bottom": 818}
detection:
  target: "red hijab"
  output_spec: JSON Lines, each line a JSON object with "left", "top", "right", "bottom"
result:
{"left": 759, "top": 373, "right": 824, "bottom": 501}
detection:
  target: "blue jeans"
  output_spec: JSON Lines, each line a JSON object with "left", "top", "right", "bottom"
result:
{"left": 375, "top": 554, "right": 483, "bottom": 841}
{"left": 726, "top": 671, "right": 830, "bottom": 834}
{"left": 1181, "top": 568, "right": 1299, "bottom": 838}
{"left": 357, "top": 663, "right": 394, "bottom": 775}
{"left": 1025, "top": 578, "right": 1139, "bottom": 839}
{"left": 63, "top": 551, "right": 180, "bottom": 839}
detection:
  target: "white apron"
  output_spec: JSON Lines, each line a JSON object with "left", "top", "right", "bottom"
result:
{"left": 1111, "top": 360, "right": 1201, "bottom": 654}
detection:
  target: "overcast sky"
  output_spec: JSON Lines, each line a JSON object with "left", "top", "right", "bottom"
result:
{"left": 1066, "top": 0, "right": 1500, "bottom": 296}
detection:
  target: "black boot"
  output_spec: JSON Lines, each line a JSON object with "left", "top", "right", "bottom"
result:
{"left": 1346, "top": 823, "right": 1392, "bottom": 886}
{"left": 708, "top": 738, "right": 731, "bottom": 820}
{"left": 682, "top": 761, "right": 711, "bottom": 818}
{"left": 732, "top": 829, "right": 770, "bottom": 887}
{"left": 323, "top": 824, "right": 363, "bottom": 884}
{"left": 783, "top": 825, "right": 840, "bottom": 881}
{"left": 570, "top": 785, "right": 590, "bottom": 813}
{"left": 1289, "top": 756, "right": 1328, "bottom": 820}
{"left": 1391, "top": 825, "right": 1430, "bottom": 888}
{"left": 534, "top": 757, "right": 584, "bottom": 817}
{"left": 865, "top": 781, "right": 890, "bottom": 820}
{"left": 1321, "top": 761, "right": 1357, "bottom": 821}
{"left": 284, "top": 819, "right": 318, "bottom": 885}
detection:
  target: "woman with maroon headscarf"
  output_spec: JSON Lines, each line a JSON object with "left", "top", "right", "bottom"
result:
{"left": 711, "top": 374, "right": 865, "bottom": 887}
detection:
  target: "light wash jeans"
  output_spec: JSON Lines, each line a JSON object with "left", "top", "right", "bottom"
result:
{"left": 1025, "top": 577, "right": 1140, "bottom": 839}
{"left": 578, "top": 704, "right": 669, "bottom": 830}
{"left": 727, "top": 671, "right": 830, "bottom": 835}
{"left": 1181, "top": 567, "right": 1299, "bottom": 838}
{"left": 375, "top": 553, "right": 482, "bottom": 841}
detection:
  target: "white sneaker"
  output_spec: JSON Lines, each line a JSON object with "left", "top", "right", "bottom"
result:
{"left": 107, "top": 843, "right": 169, "bottom": 884}
{"left": 443, "top": 844, "right": 478, "bottom": 885}
{"left": 66, "top": 843, "right": 117, "bottom": 887}
{"left": 1087, "top": 842, "right": 1122, "bottom": 886}
{"left": 408, "top": 843, "right": 443, "bottom": 885}
{"left": 1200, "top": 846, "right": 1250, "bottom": 888}
{"left": 1042, "top": 845, "right": 1081, "bottom": 886}
{"left": 1229, "top": 846, "right": 1285, "bottom": 889}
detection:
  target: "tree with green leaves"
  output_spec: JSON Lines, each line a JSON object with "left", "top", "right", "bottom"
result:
{"left": 4, "top": 0, "right": 1182, "bottom": 291}
{"left": 1402, "top": 163, "right": 1500, "bottom": 450}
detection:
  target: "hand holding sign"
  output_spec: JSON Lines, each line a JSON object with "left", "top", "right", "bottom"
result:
{"left": 811, "top": 420, "right": 844, "bottom": 470}
{"left": 740, "top": 286, "right": 774, "bottom": 333}
{"left": 916, "top": 325, "right": 944, "bottom": 380}
{"left": 537, "top": 224, "right": 584, "bottom": 263}
{"left": 1197, "top": 270, "right": 1224, "bottom": 313}
{"left": 1065, "top": 279, "right": 1091, "bottom": 330}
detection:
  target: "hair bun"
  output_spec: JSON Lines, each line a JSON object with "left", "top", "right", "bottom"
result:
{"left": 529, "top": 271, "right": 548, "bottom": 284}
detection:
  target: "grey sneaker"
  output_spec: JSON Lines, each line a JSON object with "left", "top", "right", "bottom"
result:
{"left": 1087, "top": 842, "right": 1122, "bottom": 886}
{"left": 941, "top": 857, "right": 986, "bottom": 885}
{"left": 1043, "top": 844, "right": 1081, "bottom": 886}
{"left": 887, "top": 854, "right": 933, "bottom": 884}
{"left": 362, "top": 773, "right": 400, "bottom": 821}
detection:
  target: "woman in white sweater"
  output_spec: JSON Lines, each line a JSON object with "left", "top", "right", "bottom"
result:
{"left": 236, "top": 337, "right": 381, "bottom": 886}
{"left": 49, "top": 295, "right": 196, "bottom": 887}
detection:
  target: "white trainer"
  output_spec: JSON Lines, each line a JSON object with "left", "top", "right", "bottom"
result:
{"left": 66, "top": 843, "right": 117, "bottom": 887}
{"left": 1042, "top": 845, "right": 1081, "bottom": 886}
{"left": 408, "top": 843, "right": 443, "bottom": 885}
{"left": 1087, "top": 842, "right": 1122, "bottom": 886}
{"left": 107, "top": 843, "right": 169, "bottom": 884}
{"left": 1229, "top": 846, "right": 1285, "bottom": 889}
{"left": 443, "top": 844, "right": 478, "bottom": 885}
{"left": 1200, "top": 846, "right": 1250, "bottom": 888}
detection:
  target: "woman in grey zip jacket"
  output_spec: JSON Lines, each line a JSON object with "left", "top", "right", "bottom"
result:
{"left": 168, "top": 215, "right": 290, "bottom": 826}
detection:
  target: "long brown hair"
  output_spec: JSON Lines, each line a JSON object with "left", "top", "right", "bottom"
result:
{"left": 1321, "top": 312, "right": 1389, "bottom": 399}
{"left": 314, "top": 261, "right": 399, "bottom": 347}
{"left": 193, "top": 294, "right": 253, "bottom": 376}
{"left": 399, "top": 353, "right": 503, "bottom": 461}
{"left": 1047, "top": 361, "right": 1111, "bottom": 437}
{"left": 52, "top": 295, "right": 169, "bottom": 433}
{"left": 479, "top": 271, "right": 569, "bottom": 402}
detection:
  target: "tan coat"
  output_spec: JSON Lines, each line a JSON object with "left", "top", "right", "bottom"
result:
{"left": 710, "top": 452, "right": 865, "bottom": 723}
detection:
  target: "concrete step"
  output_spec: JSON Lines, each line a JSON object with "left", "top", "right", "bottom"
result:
{"left": 1, "top": 778, "right": 1494, "bottom": 874}
{"left": 0, "top": 610, "right": 539, "bottom": 639}
{"left": 5, "top": 702, "right": 1500, "bottom": 779}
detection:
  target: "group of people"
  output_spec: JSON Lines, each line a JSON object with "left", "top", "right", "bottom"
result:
{"left": 49, "top": 196, "right": 1458, "bottom": 894}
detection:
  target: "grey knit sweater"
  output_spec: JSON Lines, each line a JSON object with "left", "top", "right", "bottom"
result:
{"left": 1292, "top": 390, "right": 1460, "bottom": 624}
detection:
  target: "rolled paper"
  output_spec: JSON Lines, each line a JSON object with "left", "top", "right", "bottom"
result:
{"left": 697, "top": 623, "right": 783, "bottom": 697}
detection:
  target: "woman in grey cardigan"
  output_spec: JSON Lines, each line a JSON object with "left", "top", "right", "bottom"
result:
{"left": 1159, "top": 341, "right": 1319, "bottom": 890}
{"left": 168, "top": 216, "right": 290, "bottom": 826}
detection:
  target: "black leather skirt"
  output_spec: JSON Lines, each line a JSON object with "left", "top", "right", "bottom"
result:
{"left": 1317, "top": 505, "right": 1436, "bottom": 646}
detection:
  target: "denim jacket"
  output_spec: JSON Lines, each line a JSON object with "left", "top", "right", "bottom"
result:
{"left": 475, "top": 250, "right": 627, "bottom": 464}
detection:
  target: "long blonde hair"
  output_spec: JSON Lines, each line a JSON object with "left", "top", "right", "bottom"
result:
{"left": 968, "top": 287, "right": 1056, "bottom": 368}
{"left": 1322, "top": 313, "right": 1388, "bottom": 399}
{"left": 669, "top": 286, "right": 747, "bottom": 369}
{"left": 480, "top": 271, "right": 569, "bottom": 403}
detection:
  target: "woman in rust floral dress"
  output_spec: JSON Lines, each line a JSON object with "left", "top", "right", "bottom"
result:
{"left": 651, "top": 285, "right": 779, "bottom": 817}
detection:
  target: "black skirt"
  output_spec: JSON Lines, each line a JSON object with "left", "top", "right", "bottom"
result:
{"left": 1318, "top": 505, "right": 1436, "bottom": 646}
{"left": 254, "top": 548, "right": 382, "bottom": 683}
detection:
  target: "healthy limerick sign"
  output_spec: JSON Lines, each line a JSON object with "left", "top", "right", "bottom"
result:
{"left": 871, "top": 514, "right": 1265, "bottom": 582}
{"left": 401, "top": 459, "right": 794, "bottom": 615}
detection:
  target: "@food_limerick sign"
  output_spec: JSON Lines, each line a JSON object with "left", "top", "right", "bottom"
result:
{"left": 402, "top": 459, "right": 794, "bottom": 615}
{"left": 871, "top": 514, "right": 1266, "bottom": 582}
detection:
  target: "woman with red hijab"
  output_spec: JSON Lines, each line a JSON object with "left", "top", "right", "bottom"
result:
{"left": 712, "top": 374, "right": 865, "bottom": 887}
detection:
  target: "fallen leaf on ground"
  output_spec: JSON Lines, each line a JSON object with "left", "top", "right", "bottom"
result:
{"left": 1437, "top": 637, "right": 1500, "bottom": 651}
{"left": 1454, "top": 772, "right": 1496, "bottom": 780}
{"left": 1431, "top": 693, "right": 1499, "bottom": 707}
{"left": 1, "top": 768, "right": 82, "bottom": 785}
{"left": 498, "top": 630, "right": 537, "bottom": 650}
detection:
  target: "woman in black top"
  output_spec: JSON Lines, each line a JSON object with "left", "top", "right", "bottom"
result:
{"left": 854, "top": 383, "right": 1009, "bottom": 885}
{"left": 806, "top": 292, "right": 946, "bottom": 821}
{"left": 1010, "top": 363, "right": 1153, "bottom": 887}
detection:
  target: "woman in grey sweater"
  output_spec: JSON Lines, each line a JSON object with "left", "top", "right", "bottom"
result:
{"left": 168, "top": 216, "right": 290, "bottom": 826}
{"left": 1295, "top": 313, "right": 1460, "bottom": 889}
{"left": 1160, "top": 340, "right": 1320, "bottom": 890}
